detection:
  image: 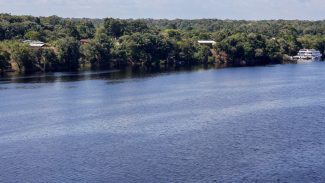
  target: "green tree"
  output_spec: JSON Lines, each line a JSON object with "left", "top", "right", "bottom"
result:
{"left": 194, "top": 45, "right": 211, "bottom": 63}
{"left": 41, "top": 49, "right": 59, "bottom": 71}
{"left": 9, "top": 42, "right": 39, "bottom": 73}
{"left": 80, "top": 38, "right": 112, "bottom": 68}
{"left": 0, "top": 50, "right": 10, "bottom": 72}
{"left": 77, "top": 20, "right": 95, "bottom": 39}
{"left": 103, "top": 18, "right": 126, "bottom": 38}
{"left": 24, "top": 31, "right": 41, "bottom": 40}
{"left": 176, "top": 40, "right": 197, "bottom": 63}
{"left": 55, "top": 37, "right": 80, "bottom": 71}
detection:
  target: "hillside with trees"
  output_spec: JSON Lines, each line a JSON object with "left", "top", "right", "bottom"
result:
{"left": 1, "top": 14, "right": 325, "bottom": 73}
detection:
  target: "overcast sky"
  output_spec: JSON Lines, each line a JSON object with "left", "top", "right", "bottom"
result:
{"left": 0, "top": 0, "right": 324, "bottom": 20}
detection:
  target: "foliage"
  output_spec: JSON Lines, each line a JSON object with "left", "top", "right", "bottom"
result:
{"left": 24, "top": 31, "right": 41, "bottom": 40}
{"left": 0, "top": 50, "right": 10, "bottom": 72}
{"left": 40, "top": 49, "right": 59, "bottom": 71}
{"left": 1, "top": 14, "right": 325, "bottom": 73}
{"left": 55, "top": 37, "right": 80, "bottom": 71}
{"left": 8, "top": 42, "right": 39, "bottom": 72}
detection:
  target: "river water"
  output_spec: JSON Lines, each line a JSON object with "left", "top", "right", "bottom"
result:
{"left": 1, "top": 63, "right": 325, "bottom": 182}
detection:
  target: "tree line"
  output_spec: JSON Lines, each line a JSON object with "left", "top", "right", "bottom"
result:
{"left": 1, "top": 14, "right": 325, "bottom": 73}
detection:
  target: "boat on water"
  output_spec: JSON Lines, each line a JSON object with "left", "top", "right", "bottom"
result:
{"left": 292, "top": 49, "right": 322, "bottom": 62}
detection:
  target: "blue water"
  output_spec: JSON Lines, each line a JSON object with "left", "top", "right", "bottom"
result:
{"left": 1, "top": 63, "right": 325, "bottom": 182}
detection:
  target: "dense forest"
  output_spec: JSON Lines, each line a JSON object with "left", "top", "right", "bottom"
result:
{"left": 1, "top": 13, "right": 325, "bottom": 73}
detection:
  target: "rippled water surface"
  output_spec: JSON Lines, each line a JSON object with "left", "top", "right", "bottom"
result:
{"left": 1, "top": 63, "right": 325, "bottom": 182}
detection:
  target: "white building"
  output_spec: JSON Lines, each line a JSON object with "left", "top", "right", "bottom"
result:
{"left": 198, "top": 40, "right": 217, "bottom": 46}
{"left": 23, "top": 40, "right": 45, "bottom": 47}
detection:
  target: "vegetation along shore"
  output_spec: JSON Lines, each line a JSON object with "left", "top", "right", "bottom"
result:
{"left": 1, "top": 14, "right": 325, "bottom": 73}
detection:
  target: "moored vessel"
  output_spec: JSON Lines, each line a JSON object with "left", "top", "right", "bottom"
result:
{"left": 292, "top": 49, "right": 322, "bottom": 62}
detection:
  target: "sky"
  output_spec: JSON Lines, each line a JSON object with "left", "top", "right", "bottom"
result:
{"left": 0, "top": 0, "right": 324, "bottom": 20}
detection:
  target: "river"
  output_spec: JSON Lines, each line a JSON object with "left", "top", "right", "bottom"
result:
{"left": 1, "top": 63, "right": 325, "bottom": 182}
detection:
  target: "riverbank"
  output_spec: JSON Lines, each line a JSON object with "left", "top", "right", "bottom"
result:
{"left": 2, "top": 14, "right": 325, "bottom": 74}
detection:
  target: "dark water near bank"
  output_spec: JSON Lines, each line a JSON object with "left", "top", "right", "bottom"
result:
{"left": 1, "top": 63, "right": 325, "bottom": 182}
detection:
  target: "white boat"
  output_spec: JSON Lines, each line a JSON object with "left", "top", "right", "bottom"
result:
{"left": 292, "top": 49, "right": 322, "bottom": 62}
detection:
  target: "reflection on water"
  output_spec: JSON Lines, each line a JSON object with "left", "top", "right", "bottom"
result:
{"left": 0, "top": 65, "right": 215, "bottom": 84}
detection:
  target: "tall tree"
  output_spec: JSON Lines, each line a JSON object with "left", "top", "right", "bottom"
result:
{"left": 0, "top": 50, "right": 10, "bottom": 72}
{"left": 56, "top": 37, "right": 80, "bottom": 71}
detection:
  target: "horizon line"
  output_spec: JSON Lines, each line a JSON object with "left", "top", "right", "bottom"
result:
{"left": 2, "top": 13, "right": 325, "bottom": 22}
